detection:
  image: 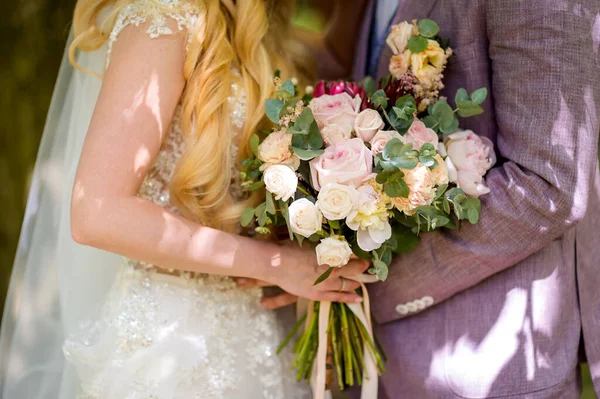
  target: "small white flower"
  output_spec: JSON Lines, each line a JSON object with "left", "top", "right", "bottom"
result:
{"left": 354, "top": 109, "right": 385, "bottom": 142}
{"left": 288, "top": 198, "right": 323, "bottom": 238}
{"left": 263, "top": 165, "right": 298, "bottom": 202}
{"left": 316, "top": 236, "right": 353, "bottom": 268}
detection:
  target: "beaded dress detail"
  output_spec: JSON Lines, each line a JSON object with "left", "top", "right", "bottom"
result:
{"left": 62, "top": 2, "right": 309, "bottom": 398}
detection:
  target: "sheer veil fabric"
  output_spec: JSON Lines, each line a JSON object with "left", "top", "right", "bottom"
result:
{"left": 0, "top": 32, "right": 123, "bottom": 398}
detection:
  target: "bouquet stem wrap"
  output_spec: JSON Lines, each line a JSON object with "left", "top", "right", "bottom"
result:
{"left": 302, "top": 275, "right": 379, "bottom": 399}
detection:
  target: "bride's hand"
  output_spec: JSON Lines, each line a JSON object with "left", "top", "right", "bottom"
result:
{"left": 239, "top": 242, "right": 370, "bottom": 309}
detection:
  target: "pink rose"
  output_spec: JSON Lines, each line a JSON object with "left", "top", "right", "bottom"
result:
{"left": 321, "top": 124, "right": 352, "bottom": 146}
{"left": 309, "top": 93, "right": 362, "bottom": 135}
{"left": 404, "top": 120, "right": 439, "bottom": 151}
{"left": 354, "top": 109, "right": 385, "bottom": 142}
{"left": 309, "top": 138, "right": 373, "bottom": 191}
{"left": 370, "top": 130, "right": 402, "bottom": 156}
{"left": 444, "top": 130, "right": 496, "bottom": 198}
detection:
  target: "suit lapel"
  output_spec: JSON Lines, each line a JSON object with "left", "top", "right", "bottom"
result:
{"left": 352, "top": 0, "right": 376, "bottom": 81}
{"left": 374, "top": 0, "right": 440, "bottom": 79}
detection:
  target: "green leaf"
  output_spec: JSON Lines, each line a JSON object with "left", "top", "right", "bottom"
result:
{"left": 431, "top": 99, "right": 454, "bottom": 128}
{"left": 442, "top": 198, "right": 451, "bottom": 214}
{"left": 395, "top": 94, "right": 417, "bottom": 113}
{"left": 382, "top": 138, "right": 406, "bottom": 159}
{"left": 420, "top": 142, "right": 436, "bottom": 155}
{"left": 279, "top": 200, "right": 294, "bottom": 240}
{"left": 265, "top": 192, "right": 276, "bottom": 215}
{"left": 306, "top": 122, "right": 323, "bottom": 150}
{"left": 250, "top": 134, "right": 260, "bottom": 157}
{"left": 467, "top": 208, "right": 480, "bottom": 224}
{"left": 255, "top": 202, "right": 268, "bottom": 226}
{"left": 423, "top": 115, "right": 439, "bottom": 130}
{"left": 371, "top": 89, "right": 388, "bottom": 109}
{"left": 391, "top": 227, "right": 419, "bottom": 253}
{"left": 471, "top": 88, "right": 488, "bottom": 105}
{"left": 455, "top": 88, "right": 469, "bottom": 104}
{"left": 248, "top": 180, "right": 265, "bottom": 191}
{"left": 255, "top": 227, "right": 272, "bottom": 235}
{"left": 389, "top": 157, "right": 418, "bottom": 170}
{"left": 457, "top": 100, "right": 484, "bottom": 118}
{"left": 277, "top": 79, "right": 295, "bottom": 99}
{"left": 241, "top": 207, "right": 255, "bottom": 227}
{"left": 328, "top": 220, "right": 341, "bottom": 230}
{"left": 361, "top": 76, "right": 377, "bottom": 96}
{"left": 434, "top": 184, "right": 448, "bottom": 201}
{"left": 419, "top": 155, "right": 437, "bottom": 168}
{"left": 291, "top": 147, "right": 324, "bottom": 161}
{"left": 440, "top": 116, "right": 459, "bottom": 134}
{"left": 417, "top": 19, "right": 440, "bottom": 38}
{"left": 313, "top": 267, "right": 334, "bottom": 286}
{"left": 408, "top": 35, "right": 429, "bottom": 53}
{"left": 384, "top": 179, "right": 410, "bottom": 198}
{"left": 372, "top": 259, "right": 389, "bottom": 281}
{"left": 265, "top": 98, "right": 284, "bottom": 124}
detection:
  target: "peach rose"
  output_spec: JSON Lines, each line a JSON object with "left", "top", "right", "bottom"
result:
{"left": 309, "top": 138, "right": 373, "bottom": 191}
{"left": 370, "top": 130, "right": 403, "bottom": 156}
{"left": 258, "top": 130, "right": 300, "bottom": 171}
{"left": 404, "top": 120, "right": 439, "bottom": 151}
{"left": 354, "top": 109, "right": 385, "bottom": 142}
{"left": 389, "top": 51, "right": 411, "bottom": 79}
{"left": 309, "top": 93, "right": 362, "bottom": 135}
{"left": 392, "top": 164, "right": 437, "bottom": 215}
{"left": 430, "top": 154, "right": 449, "bottom": 186}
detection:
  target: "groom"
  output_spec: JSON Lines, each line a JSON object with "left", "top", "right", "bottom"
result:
{"left": 314, "top": 0, "right": 600, "bottom": 397}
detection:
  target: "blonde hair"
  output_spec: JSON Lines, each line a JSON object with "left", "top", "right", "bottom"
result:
{"left": 70, "top": 0, "right": 312, "bottom": 232}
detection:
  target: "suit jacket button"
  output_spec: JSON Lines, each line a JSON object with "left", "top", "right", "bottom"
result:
{"left": 395, "top": 304, "right": 409, "bottom": 315}
{"left": 422, "top": 296, "right": 434, "bottom": 307}
{"left": 406, "top": 301, "right": 418, "bottom": 312}
{"left": 414, "top": 299, "right": 426, "bottom": 310}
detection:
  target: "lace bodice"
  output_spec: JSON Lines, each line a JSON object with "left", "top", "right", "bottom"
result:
{"left": 106, "top": 0, "right": 246, "bottom": 213}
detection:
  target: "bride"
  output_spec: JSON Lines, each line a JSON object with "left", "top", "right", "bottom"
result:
{"left": 0, "top": 0, "right": 369, "bottom": 397}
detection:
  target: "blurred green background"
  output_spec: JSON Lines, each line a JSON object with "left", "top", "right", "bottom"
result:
{"left": 0, "top": 1, "right": 595, "bottom": 398}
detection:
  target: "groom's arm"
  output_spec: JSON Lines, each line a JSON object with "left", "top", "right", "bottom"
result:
{"left": 374, "top": 0, "right": 600, "bottom": 323}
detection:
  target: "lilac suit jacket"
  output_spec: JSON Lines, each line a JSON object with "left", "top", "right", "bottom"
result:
{"left": 342, "top": 0, "right": 600, "bottom": 397}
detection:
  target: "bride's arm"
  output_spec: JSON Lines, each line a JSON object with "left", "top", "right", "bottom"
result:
{"left": 71, "top": 23, "right": 366, "bottom": 303}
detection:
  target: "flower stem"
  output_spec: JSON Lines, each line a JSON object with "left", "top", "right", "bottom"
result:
{"left": 340, "top": 303, "right": 354, "bottom": 386}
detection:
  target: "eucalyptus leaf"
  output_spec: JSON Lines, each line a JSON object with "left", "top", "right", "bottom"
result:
{"left": 408, "top": 35, "right": 428, "bottom": 53}
{"left": 391, "top": 228, "right": 419, "bottom": 253}
{"left": 417, "top": 19, "right": 440, "bottom": 38}
{"left": 265, "top": 192, "right": 276, "bottom": 215}
{"left": 279, "top": 200, "right": 294, "bottom": 240}
{"left": 467, "top": 208, "right": 480, "bottom": 224}
{"left": 265, "top": 98, "right": 284, "bottom": 124}
{"left": 306, "top": 122, "right": 323, "bottom": 150}
{"left": 255, "top": 202, "right": 268, "bottom": 226}
{"left": 371, "top": 89, "right": 388, "bottom": 109}
{"left": 372, "top": 260, "right": 389, "bottom": 281}
{"left": 455, "top": 88, "right": 469, "bottom": 104}
{"left": 279, "top": 79, "right": 295, "bottom": 98}
{"left": 291, "top": 147, "right": 324, "bottom": 161}
{"left": 471, "top": 88, "right": 488, "bottom": 105}
{"left": 423, "top": 115, "right": 439, "bottom": 130}
{"left": 385, "top": 179, "right": 410, "bottom": 198}
{"left": 383, "top": 138, "right": 405, "bottom": 159}
{"left": 457, "top": 100, "right": 484, "bottom": 118}
{"left": 361, "top": 76, "right": 376, "bottom": 96}
{"left": 440, "top": 116, "right": 459, "bottom": 134}
{"left": 240, "top": 207, "right": 255, "bottom": 227}
{"left": 389, "top": 157, "right": 418, "bottom": 170}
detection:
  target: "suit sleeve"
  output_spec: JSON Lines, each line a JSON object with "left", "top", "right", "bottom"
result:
{"left": 373, "top": 0, "right": 600, "bottom": 324}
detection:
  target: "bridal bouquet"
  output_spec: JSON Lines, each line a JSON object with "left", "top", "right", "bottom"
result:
{"left": 240, "top": 19, "right": 495, "bottom": 394}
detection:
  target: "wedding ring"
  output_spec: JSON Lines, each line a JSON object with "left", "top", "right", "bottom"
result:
{"left": 338, "top": 278, "right": 346, "bottom": 292}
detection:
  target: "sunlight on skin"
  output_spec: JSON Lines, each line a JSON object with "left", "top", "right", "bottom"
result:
{"left": 145, "top": 72, "right": 164, "bottom": 134}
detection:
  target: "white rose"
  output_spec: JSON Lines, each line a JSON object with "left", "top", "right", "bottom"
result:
{"left": 317, "top": 183, "right": 359, "bottom": 221}
{"left": 258, "top": 130, "right": 300, "bottom": 171}
{"left": 370, "top": 130, "right": 402, "bottom": 156}
{"left": 321, "top": 124, "right": 352, "bottom": 146}
{"left": 316, "top": 236, "right": 353, "bottom": 268}
{"left": 288, "top": 198, "right": 323, "bottom": 238}
{"left": 386, "top": 22, "right": 414, "bottom": 55}
{"left": 354, "top": 109, "right": 385, "bottom": 142}
{"left": 263, "top": 165, "right": 298, "bottom": 202}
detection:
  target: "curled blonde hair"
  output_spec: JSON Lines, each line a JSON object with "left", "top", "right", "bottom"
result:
{"left": 70, "top": 0, "right": 312, "bottom": 232}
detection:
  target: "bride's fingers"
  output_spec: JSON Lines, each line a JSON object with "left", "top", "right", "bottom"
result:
{"left": 332, "top": 259, "right": 371, "bottom": 279}
{"left": 317, "top": 291, "right": 363, "bottom": 304}
{"left": 316, "top": 277, "right": 361, "bottom": 293}
{"left": 261, "top": 293, "right": 298, "bottom": 310}
{"left": 235, "top": 278, "right": 273, "bottom": 288}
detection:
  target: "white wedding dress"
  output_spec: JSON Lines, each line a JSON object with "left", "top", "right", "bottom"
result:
{"left": 0, "top": 1, "right": 310, "bottom": 398}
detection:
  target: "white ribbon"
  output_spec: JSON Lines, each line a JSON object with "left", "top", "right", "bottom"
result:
{"left": 307, "top": 274, "right": 379, "bottom": 399}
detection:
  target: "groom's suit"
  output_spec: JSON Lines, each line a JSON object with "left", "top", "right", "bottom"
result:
{"left": 345, "top": 0, "right": 600, "bottom": 397}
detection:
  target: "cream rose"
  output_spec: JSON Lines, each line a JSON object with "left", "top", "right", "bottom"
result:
{"left": 392, "top": 164, "right": 437, "bottom": 215}
{"left": 263, "top": 165, "right": 298, "bottom": 202}
{"left": 320, "top": 124, "right": 352, "bottom": 146}
{"left": 258, "top": 130, "right": 300, "bottom": 171}
{"left": 354, "top": 109, "right": 385, "bottom": 142}
{"left": 309, "top": 138, "right": 373, "bottom": 191}
{"left": 386, "top": 22, "right": 414, "bottom": 55}
{"left": 317, "top": 183, "right": 359, "bottom": 221}
{"left": 346, "top": 183, "right": 392, "bottom": 252}
{"left": 370, "top": 130, "right": 403, "bottom": 156}
{"left": 288, "top": 198, "right": 323, "bottom": 238}
{"left": 315, "top": 236, "right": 353, "bottom": 268}
{"left": 404, "top": 120, "right": 439, "bottom": 151}
{"left": 309, "top": 93, "right": 362, "bottom": 135}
